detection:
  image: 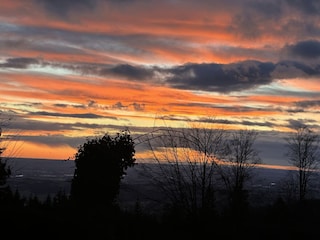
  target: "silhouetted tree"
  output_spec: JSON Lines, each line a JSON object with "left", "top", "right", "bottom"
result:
{"left": 285, "top": 126, "right": 319, "bottom": 201}
{"left": 140, "top": 121, "right": 225, "bottom": 219}
{"left": 0, "top": 113, "right": 21, "bottom": 194}
{"left": 216, "top": 129, "right": 261, "bottom": 215}
{"left": 0, "top": 151, "right": 10, "bottom": 187}
{"left": 70, "top": 130, "right": 136, "bottom": 208}
{"left": 0, "top": 117, "right": 27, "bottom": 221}
{"left": 0, "top": 126, "right": 12, "bottom": 202}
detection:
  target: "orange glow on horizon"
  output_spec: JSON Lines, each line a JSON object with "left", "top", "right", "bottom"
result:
{"left": 2, "top": 141, "right": 76, "bottom": 161}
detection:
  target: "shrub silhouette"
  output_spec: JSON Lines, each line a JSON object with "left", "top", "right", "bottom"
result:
{"left": 70, "top": 130, "right": 136, "bottom": 208}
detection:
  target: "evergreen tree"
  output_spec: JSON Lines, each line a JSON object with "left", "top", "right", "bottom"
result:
{"left": 70, "top": 130, "right": 136, "bottom": 207}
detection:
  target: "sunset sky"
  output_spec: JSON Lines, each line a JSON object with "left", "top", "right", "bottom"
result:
{"left": 1, "top": 0, "right": 319, "bottom": 167}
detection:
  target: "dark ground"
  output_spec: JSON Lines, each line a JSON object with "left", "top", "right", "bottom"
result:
{"left": 4, "top": 158, "right": 320, "bottom": 240}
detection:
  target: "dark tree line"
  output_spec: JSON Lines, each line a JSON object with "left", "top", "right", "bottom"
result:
{"left": 0, "top": 121, "right": 319, "bottom": 239}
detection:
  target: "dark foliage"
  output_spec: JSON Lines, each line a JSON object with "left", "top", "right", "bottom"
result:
{"left": 3, "top": 194, "right": 318, "bottom": 239}
{"left": 1, "top": 128, "right": 320, "bottom": 239}
{"left": 1, "top": 175, "right": 320, "bottom": 239}
{"left": 70, "top": 130, "right": 136, "bottom": 207}
{"left": 0, "top": 151, "right": 11, "bottom": 187}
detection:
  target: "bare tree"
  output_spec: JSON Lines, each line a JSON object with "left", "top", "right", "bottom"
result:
{"left": 0, "top": 121, "right": 12, "bottom": 200}
{"left": 0, "top": 113, "right": 22, "bottom": 160}
{"left": 216, "top": 129, "right": 261, "bottom": 214}
{"left": 285, "top": 126, "right": 319, "bottom": 201}
{"left": 0, "top": 114, "right": 13, "bottom": 187}
{"left": 139, "top": 122, "right": 225, "bottom": 217}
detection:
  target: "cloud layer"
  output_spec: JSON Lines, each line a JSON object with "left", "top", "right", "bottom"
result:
{"left": 0, "top": 0, "right": 319, "bottom": 165}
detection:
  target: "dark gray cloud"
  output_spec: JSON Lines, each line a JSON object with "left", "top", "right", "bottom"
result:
{"left": 28, "top": 111, "right": 113, "bottom": 119}
{"left": 287, "top": 101, "right": 320, "bottom": 114}
{"left": 158, "top": 116, "right": 276, "bottom": 128}
{"left": 241, "top": 120, "right": 274, "bottom": 128}
{"left": 286, "top": 108, "right": 305, "bottom": 114}
{"left": 84, "top": 60, "right": 319, "bottom": 93}
{"left": 197, "top": 117, "right": 275, "bottom": 128}
{"left": 274, "top": 60, "right": 320, "bottom": 77}
{"left": 36, "top": 0, "right": 99, "bottom": 18}
{"left": 286, "top": 118, "right": 320, "bottom": 130}
{"left": 100, "top": 64, "right": 155, "bottom": 80}
{"left": 165, "top": 61, "right": 275, "bottom": 92}
{"left": 286, "top": 119, "right": 307, "bottom": 129}
{"left": 0, "top": 58, "right": 40, "bottom": 69}
{"left": 53, "top": 103, "right": 68, "bottom": 108}
{"left": 170, "top": 101, "right": 278, "bottom": 114}
{"left": 294, "top": 100, "right": 320, "bottom": 108}
{"left": 284, "top": 40, "right": 320, "bottom": 59}
{"left": 53, "top": 101, "right": 96, "bottom": 109}
{"left": 100, "top": 60, "right": 319, "bottom": 93}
